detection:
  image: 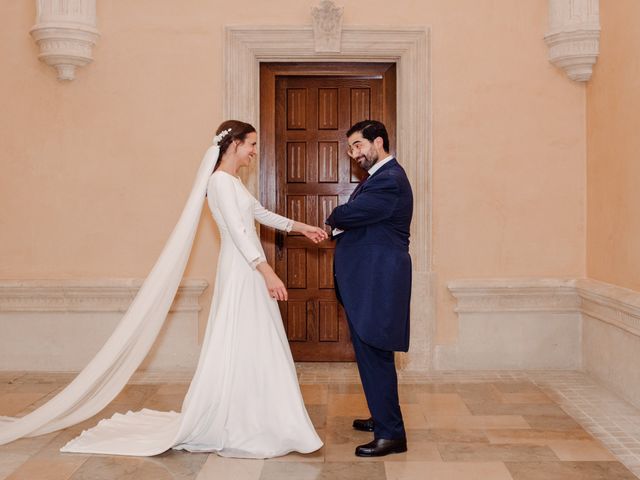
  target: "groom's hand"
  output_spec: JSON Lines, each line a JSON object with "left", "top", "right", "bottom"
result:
{"left": 293, "top": 222, "right": 329, "bottom": 243}
{"left": 302, "top": 225, "right": 328, "bottom": 243}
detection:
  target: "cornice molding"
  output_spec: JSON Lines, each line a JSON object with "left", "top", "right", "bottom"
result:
{"left": 0, "top": 279, "right": 208, "bottom": 313}
{"left": 449, "top": 278, "right": 640, "bottom": 338}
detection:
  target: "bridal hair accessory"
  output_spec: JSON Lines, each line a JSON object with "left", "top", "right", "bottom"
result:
{"left": 213, "top": 128, "right": 232, "bottom": 146}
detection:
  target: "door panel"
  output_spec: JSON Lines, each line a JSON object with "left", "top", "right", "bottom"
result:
{"left": 260, "top": 63, "right": 396, "bottom": 361}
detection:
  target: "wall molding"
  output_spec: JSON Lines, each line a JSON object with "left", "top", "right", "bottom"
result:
{"left": 0, "top": 279, "right": 208, "bottom": 313}
{"left": 448, "top": 278, "right": 580, "bottom": 313}
{"left": 576, "top": 279, "right": 640, "bottom": 338}
{"left": 448, "top": 278, "right": 640, "bottom": 338}
{"left": 442, "top": 277, "right": 640, "bottom": 371}
{"left": 0, "top": 279, "right": 209, "bottom": 372}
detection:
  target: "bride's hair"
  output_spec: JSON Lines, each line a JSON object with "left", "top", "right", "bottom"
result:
{"left": 214, "top": 120, "right": 256, "bottom": 170}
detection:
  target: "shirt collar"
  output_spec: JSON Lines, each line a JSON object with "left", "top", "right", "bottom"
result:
{"left": 367, "top": 155, "right": 394, "bottom": 176}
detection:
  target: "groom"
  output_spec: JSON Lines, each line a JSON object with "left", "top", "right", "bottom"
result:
{"left": 326, "top": 120, "right": 413, "bottom": 457}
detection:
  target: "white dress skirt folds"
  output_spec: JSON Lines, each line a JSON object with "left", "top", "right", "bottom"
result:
{"left": 59, "top": 171, "right": 322, "bottom": 458}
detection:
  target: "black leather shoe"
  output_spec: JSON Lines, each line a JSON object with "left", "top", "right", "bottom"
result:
{"left": 352, "top": 417, "right": 375, "bottom": 432}
{"left": 355, "top": 438, "right": 407, "bottom": 457}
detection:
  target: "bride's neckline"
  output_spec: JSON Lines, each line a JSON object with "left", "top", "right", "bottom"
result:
{"left": 214, "top": 170, "right": 240, "bottom": 180}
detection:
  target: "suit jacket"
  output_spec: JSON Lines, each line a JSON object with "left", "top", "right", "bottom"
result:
{"left": 325, "top": 158, "right": 413, "bottom": 352}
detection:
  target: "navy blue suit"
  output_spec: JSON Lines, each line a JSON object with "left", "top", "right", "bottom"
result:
{"left": 326, "top": 158, "right": 413, "bottom": 440}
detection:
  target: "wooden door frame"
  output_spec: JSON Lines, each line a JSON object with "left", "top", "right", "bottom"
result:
{"left": 223, "top": 26, "right": 434, "bottom": 371}
{"left": 259, "top": 62, "right": 396, "bottom": 267}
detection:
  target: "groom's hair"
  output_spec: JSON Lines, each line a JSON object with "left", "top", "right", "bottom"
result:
{"left": 346, "top": 120, "right": 390, "bottom": 153}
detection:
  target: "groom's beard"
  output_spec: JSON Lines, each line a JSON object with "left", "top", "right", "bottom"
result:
{"left": 357, "top": 150, "right": 379, "bottom": 171}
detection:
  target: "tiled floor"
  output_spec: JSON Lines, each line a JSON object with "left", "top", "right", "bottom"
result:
{"left": 1, "top": 368, "right": 639, "bottom": 479}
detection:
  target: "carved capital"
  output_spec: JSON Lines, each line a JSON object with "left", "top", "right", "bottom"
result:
{"left": 545, "top": 0, "right": 600, "bottom": 82}
{"left": 311, "top": 0, "right": 344, "bottom": 53}
{"left": 30, "top": 0, "right": 100, "bottom": 81}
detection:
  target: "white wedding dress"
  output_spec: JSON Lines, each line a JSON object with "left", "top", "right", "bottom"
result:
{"left": 58, "top": 170, "right": 322, "bottom": 458}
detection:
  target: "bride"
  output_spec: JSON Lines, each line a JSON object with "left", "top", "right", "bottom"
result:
{"left": 0, "top": 120, "right": 326, "bottom": 458}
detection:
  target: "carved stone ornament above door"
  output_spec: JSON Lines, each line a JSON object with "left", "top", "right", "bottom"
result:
{"left": 311, "top": 0, "right": 344, "bottom": 53}
{"left": 545, "top": 0, "right": 600, "bottom": 82}
{"left": 30, "top": 0, "right": 100, "bottom": 81}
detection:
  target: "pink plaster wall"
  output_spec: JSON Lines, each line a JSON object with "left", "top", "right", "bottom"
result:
{"left": 0, "top": 1, "right": 587, "bottom": 344}
{"left": 587, "top": 0, "right": 640, "bottom": 292}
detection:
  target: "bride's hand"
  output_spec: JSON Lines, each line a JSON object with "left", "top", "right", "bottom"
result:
{"left": 294, "top": 222, "right": 329, "bottom": 243}
{"left": 256, "top": 262, "right": 288, "bottom": 301}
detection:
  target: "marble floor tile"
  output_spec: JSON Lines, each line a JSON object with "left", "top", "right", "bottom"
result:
{"left": 110, "top": 385, "right": 159, "bottom": 407}
{"left": 143, "top": 393, "right": 184, "bottom": 412}
{"left": 397, "top": 384, "right": 457, "bottom": 403}
{"left": 3, "top": 370, "right": 640, "bottom": 479}
{"left": 505, "top": 461, "right": 637, "bottom": 480}
{"left": 2, "top": 382, "right": 62, "bottom": 395}
{"left": 67, "top": 455, "right": 193, "bottom": 480}
{"left": 426, "top": 415, "right": 530, "bottom": 430}
{"left": 398, "top": 404, "right": 428, "bottom": 428}
{"left": 0, "top": 392, "right": 51, "bottom": 416}
{"left": 497, "top": 392, "right": 554, "bottom": 405}
{"left": 260, "top": 461, "right": 386, "bottom": 480}
{"left": 416, "top": 393, "right": 472, "bottom": 416}
{"left": 0, "top": 373, "right": 24, "bottom": 384}
{"left": 546, "top": 440, "right": 617, "bottom": 461}
{"left": 154, "top": 384, "right": 189, "bottom": 396}
{"left": 5, "top": 455, "right": 88, "bottom": 480}
{"left": 407, "top": 428, "right": 490, "bottom": 444}
{"left": 8, "top": 373, "right": 75, "bottom": 385}
{"left": 390, "top": 441, "right": 442, "bottom": 463}
{"left": 485, "top": 428, "right": 591, "bottom": 445}
{"left": 464, "top": 401, "right": 568, "bottom": 417}
{"left": 522, "top": 414, "right": 584, "bottom": 431}
{"left": 437, "top": 442, "right": 558, "bottom": 462}
{"left": 327, "top": 383, "right": 363, "bottom": 395}
{"left": 492, "top": 382, "right": 544, "bottom": 394}
{"left": 0, "top": 452, "right": 30, "bottom": 480}
{"left": 195, "top": 456, "right": 263, "bottom": 480}
{"left": 0, "top": 431, "right": 59, "bottom": 456}
{"left": 385, "top": 461, "right": 514, "bottom": 480}
{"left": 19, "top": 387, "right": 66, "bottom": 415}
{"left": 325, "top": 418, "right": 374, "bottom": 445}
{"left": 300, "top": 384, "right": 329, "bottom": 405}
{"left": 327, "top": 393, "right": 369, "bottom": 417}
{"left": 305, "top": 404, "right": 328, "bottom": 429}
{"left": 455, "top": 383, "right": 501, "bottom": 402}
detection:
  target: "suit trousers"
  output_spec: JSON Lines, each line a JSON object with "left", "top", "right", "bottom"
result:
{"left": 348, "top": 319, "right": 406, "bottom": 440}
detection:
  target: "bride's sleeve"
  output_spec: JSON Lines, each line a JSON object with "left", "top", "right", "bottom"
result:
{"left": 251, "top": 196, "right": 294, "bottom": 233}
{"left": 209, "top": 175, "right": 266, "bottom": 268}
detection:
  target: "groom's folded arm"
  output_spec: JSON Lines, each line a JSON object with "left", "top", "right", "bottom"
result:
{"left": 326, "top": 176, "right": 399, "bottom": 230}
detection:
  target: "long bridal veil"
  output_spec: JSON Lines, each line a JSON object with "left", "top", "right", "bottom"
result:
{"left": 0, "top": 144, "right": 220, "bottom": 445}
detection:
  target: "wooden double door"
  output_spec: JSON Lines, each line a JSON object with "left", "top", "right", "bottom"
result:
{"left": 259, "top": 63, "right": 396, "bottom": 361}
